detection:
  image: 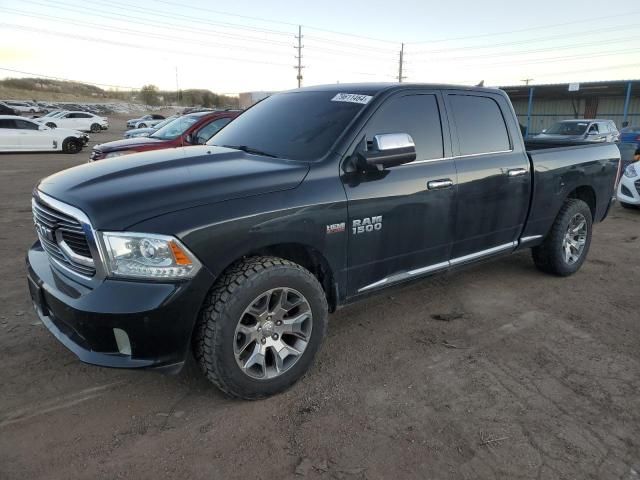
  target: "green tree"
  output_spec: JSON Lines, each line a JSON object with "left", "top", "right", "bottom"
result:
{"left": 140, "top": 84, "right": 160, "bottom": 106}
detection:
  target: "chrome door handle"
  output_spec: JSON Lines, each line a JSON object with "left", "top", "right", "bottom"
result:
{"left": 427, "top": 179, "right": 454, "bottom": 190}
{"left": 507, "top": 168, "right": 528, "bottom": 177}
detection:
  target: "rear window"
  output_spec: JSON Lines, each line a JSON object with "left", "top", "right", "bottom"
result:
{"left": 209, "top": 91, "right": 371, "bottom": 161}
{"left": 448, "top": 95, "right": 510, "bottom": 155}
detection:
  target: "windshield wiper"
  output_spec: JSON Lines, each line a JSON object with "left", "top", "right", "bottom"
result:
{"left": 220, "top": 144, "right": 280, "bottom": 158}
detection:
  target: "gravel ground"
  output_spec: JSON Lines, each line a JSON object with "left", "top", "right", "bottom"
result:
{"left": 1, "top": 118, "right": 639, "bottom": 480}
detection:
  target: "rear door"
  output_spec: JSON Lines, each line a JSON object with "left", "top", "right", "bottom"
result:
{"left": 445, "top": 91, "right": 531, "bottom": 261}
{"left": 342, "top": 91, "right": 457, "bottom": 295}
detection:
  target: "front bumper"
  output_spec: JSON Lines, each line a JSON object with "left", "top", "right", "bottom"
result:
{"left": 617, "top": 176, "right": 640, "bottom": 205}
{"left": 26, "top": 241, "right": 214, "bottom": 372}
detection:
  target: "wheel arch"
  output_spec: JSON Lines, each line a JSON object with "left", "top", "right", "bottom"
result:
{"left": 566, "top": 185, "right": 596, "bottom": 220}
{"left": 217, "top": 242, "right": 338, "bottom": 312}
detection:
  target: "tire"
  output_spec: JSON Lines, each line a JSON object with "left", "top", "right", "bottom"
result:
{"left": 46, "top": 122, "right": 56, "bottom": 129}
{"left": 138, "top": 123, "right": 147, "bottom": 128}
{"left": 90, "top": 123, "right": 101, "bottom": 133}
{"left": 532, "top": 198, "right": 593, "bottom": 276}
{"left": 61, "top": 137, "right": 81, "bottom": 154}
{"left": 620, "top": 202, "right": 637, "bottom": 210}
{"left": 193, "top": 256, "right": 328, "bottom": 400}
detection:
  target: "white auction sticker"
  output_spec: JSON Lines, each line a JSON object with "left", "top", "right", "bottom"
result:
{"left": 331, "top": 93, "right": 373, "bottom": 104}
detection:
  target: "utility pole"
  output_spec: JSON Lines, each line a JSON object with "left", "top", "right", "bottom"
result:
{"left": 175, "top": 66, "right": 181, "bottom": 104}
{"left": 294, "top": 25, "right": 304, "bottom": 88}
{"left": 521, "top": 78, "right": 533, "bottom": 86}
{"left": 398, "top": 43, "right": 406, "bottom": 83}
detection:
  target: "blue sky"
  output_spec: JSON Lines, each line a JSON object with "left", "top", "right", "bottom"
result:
{"left": 0, "top": 0, "right": 638, "bottom": 93}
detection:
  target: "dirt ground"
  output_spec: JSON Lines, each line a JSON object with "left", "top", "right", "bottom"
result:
{"left": 1, "top": 117, "right": 639, "bottom": 480}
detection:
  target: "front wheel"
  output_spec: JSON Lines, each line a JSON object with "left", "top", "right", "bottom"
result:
{"left": 138, "top": 123, "right": 147, "bottom": 128}
{"left": 532, "top": 198, "right": 593, "bottom": 276}
{"left": 620, "top": 202, "right": 637, "bottom": 210}
{"left": 193, "top": 256, "right": 328, "bottom": 399}
{"left": 61, "top": 137, "right": 82, "bottom": 154}
{"left": 46, "top": 122, "right": 56, "bottom": 129}
{"left": 90, "top": 123, "right": 101, "bottom": 133}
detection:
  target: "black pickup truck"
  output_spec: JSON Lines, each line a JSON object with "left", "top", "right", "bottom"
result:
{"left": 27, "top": 84, "right": 621, "bottom": 399}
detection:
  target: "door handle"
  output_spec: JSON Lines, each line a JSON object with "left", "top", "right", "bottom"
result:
{"left": 427, "top": 179, "right": 454, "bottom": 190}
{"left": 507, "top": 168, "right": 528, "bottom": 177}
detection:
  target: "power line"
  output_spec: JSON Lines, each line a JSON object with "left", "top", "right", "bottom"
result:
{"left": 0, "top": 8, "right": 294, "bottom": 58}
{"left": 409, "top": 23, "right": 638, "bottom": 55}
{"left": 0, "top": 23, "right": 293, "bottom": 67}
{"left": 407, "top": 10, "right": 640, "bottom": 44}
{"left": 152, "top": 0, "right": 399, "bottom": 45}
{"left": 408, "top": 35, "right": 640, "bottom": 63}
{"left": 19, "top": 0, "right": 292, "bottom": 46}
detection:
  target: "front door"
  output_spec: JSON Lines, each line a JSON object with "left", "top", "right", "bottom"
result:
{"left": 0, "top": 119, "right": 22, "bottom": 150}
{"left": 445, "top": 91, "right": 531, "bottom": 260}
{"left": 342, "top": 91, "right": 457, "bottom": 296}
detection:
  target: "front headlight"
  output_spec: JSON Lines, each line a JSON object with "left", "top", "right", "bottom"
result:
{"left": 99, "top": 232, "right": 201, "bottom": 280}
{"left": 104, "top": 150, "right": 136, "bottom": 159}
{"left": 624, "top": 164, "right": 638, "bottom": 178}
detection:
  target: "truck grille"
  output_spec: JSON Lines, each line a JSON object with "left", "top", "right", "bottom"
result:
{"left": 32, "top": 198, "right": 96, "bottom": 277}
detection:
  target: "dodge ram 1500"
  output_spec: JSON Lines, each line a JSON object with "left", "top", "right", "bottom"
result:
{"left": 27, "top": 84, "right": 621, "bottom": 399}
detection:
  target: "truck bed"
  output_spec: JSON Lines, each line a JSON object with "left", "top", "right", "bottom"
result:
{"left": 520, "top": 140, "right": 621, "bottom": 243}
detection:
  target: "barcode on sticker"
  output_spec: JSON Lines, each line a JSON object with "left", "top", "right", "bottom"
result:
{"left": 331, "top": 93, "right": 372, "bottom": 104}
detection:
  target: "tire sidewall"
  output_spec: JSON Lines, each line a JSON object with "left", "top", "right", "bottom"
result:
{"left": 91, "top": 123, "right": 100, "bottom": 133}
{"left": 206, "top": 265, "right": 327, "bottom": 398}
{"left": 552, "top": 200, "right": 593, "bottom": 276}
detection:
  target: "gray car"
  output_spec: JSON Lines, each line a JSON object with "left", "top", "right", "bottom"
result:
{"left": 536, "top": 119, "right": 620, "bottom": 143}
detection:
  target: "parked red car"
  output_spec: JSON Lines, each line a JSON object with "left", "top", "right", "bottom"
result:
{"left": 89, "top": 110, "right": 241, "bottom": 161}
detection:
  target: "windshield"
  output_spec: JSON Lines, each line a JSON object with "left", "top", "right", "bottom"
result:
{"left": 208, "top": 91, "right": 372, "bottom": 161}
{"left": 545, "top": 121, "right": 589, "bottom": 136}
{"left": 150, "top": 116, "right": 199, "bottom": 140}
{"left": 151, "top": 116, "right": 176, "bottom": 130}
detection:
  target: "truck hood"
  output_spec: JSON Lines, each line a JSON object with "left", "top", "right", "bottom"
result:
{"left": 94, "top": 136, "right": 165, "bottom": 152}
{"left": 37, "top": 146, "right": 310, "bottom": 230}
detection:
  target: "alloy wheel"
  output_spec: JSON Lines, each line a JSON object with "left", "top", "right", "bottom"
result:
{"left": 562, "top": 213, "right": 587, "bottom": 264}
{"left": 234, "top": 287, "right": 312, "bottom": 380}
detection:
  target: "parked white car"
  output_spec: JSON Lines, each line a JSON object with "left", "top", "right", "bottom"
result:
{"left": 36, "top": 111, "right": 108, "bottom": 132}
{"left": 2, "top": 100, "right": 40, "bottom": 113}
{"left": 617, "top": 162, "right": 640, "bottom": 209}
{"left": 0, "top": 115, "right": 88, "bottom": 153}
{"left": 127, "top": 114, "right": 165, "bottom": 128}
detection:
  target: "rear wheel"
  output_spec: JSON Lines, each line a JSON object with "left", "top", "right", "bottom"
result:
{"left": 138, "top": 123, "right": 147, "bottom": 128}
{"left": 90, "top": 123, "right": 101, "bottom": 133}
{"left": 193, "top": 256, "right": 328, "bottom": 399}
{"left": 532, "top": 198, "right": 592, "bottom": 276}
{"left": 62, "top": 137, "right": 81, "bottom": 154}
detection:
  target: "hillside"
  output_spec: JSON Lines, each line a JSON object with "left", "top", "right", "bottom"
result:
{"left": 0, "top": 77, "right": 238, "bottom": 108}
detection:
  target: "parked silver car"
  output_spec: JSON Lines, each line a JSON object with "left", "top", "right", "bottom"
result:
{"left": 536, "top": 119, "right": 620, "bottom": 143}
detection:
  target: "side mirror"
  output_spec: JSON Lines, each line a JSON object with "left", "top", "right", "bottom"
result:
{"left": 359, "top": 133, "right": 416, "bottom": 170}
{"left": 184, "top": 134, "right": 193, "bottom": 144}
{"left": 541, "top": 129, "right": 547, "bottom": 133}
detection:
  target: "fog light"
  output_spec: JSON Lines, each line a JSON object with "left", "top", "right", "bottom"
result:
{"left": 113, "top": 328, "right": 131, "bottom": 355}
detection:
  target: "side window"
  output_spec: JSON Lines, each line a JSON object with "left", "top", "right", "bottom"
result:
{"left": 196, "top": 118, "right": 232, "bottom": 144}
{"left": 598, "top": 123, "right": 609, "bottom": 133}
{"left": 63, "top": 113, "right": 73, "bottom": 118}
{"left": 588, "top": 123, "right": 598, "bottom": 133}
{"left": 15, "top": 120, "right": 39, "bottom": 130}
{"left": 363, "top": 94, "right": 444, "bottom": 161}
{"left": 448, "top": 95, "right": 510, "bottom": 155}
{"left": 0, "top": 119, "right": 16, "bottom": 129}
